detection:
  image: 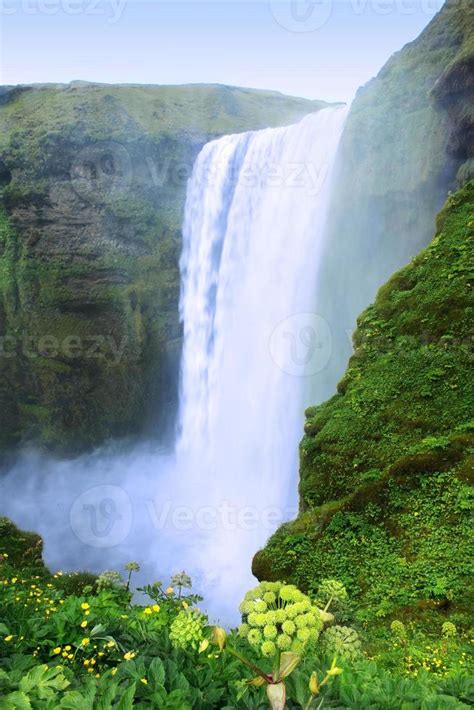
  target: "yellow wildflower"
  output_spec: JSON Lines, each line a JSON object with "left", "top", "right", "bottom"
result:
{"left": 152, "top": 604, "right": 160, "bottom": 612}
{"left": 165, "top": 586, "right": 174, "bottom": 595}
{"left": 124, "top": 651, "right": 136, "bottom": 661}
{"left": 80, "top": 620, "right": 88, "bottom": 628}
{"left": 81, "top": 638, "right": 90, "bottom": 646}
{"left": 111, "top": 668, "right": 117, "bottom": 676}
{"left": 4, "top": 635, "right": 13, "bottom": 642}
{"left": 140, "top": 678, "right": 148, "bottom": 685}
{"left": 143, "top": 607, "right": 152, "bottom": 615}
{"left": 81, "top": 603, "right": 90, "bottom": 610}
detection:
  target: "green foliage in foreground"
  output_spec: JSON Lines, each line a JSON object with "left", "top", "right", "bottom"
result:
{"left": 0, "top": 522, "right": 473, "bottom": 709}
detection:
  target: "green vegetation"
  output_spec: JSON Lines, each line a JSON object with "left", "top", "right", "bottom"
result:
{"left": 253, "top": 183, "right": 474, "bottom": 650}
{"left": 1, "top": 520, "right": 472, "bottom": 708}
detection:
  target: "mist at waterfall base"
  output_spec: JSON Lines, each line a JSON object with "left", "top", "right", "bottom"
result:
{"left": 0, "top": 107, "right": 348, "bottom": 625}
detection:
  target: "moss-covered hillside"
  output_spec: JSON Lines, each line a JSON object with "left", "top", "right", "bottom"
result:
{"left": 0, "top": 83, "right": 329, "bottom": 453}
{"left": 253, "top": 182, "right": 474, "bottom": 635}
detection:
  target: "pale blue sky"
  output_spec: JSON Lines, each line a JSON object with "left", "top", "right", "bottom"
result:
{"left": 1, "top": 0, "right": 442, "bottom": 102}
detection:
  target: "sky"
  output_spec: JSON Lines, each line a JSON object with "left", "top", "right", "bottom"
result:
{"left": 0, "top": 0, "right": 443, "bottom": 103}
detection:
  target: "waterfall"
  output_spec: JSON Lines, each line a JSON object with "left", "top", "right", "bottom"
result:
{"left": 0, "top": 107, "right": 347, "bottom": 624}
{"left": 172, "top": 106, "right": 348, "bottom": 617}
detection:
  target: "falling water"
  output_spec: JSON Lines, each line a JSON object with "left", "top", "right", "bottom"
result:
{"left": 0, "top": 107, "right": 347, "bottom": 623}
{"left": 172, "top": 106, "right": 348, "bottom": 616}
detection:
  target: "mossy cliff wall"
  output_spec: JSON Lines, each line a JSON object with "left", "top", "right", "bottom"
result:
{"left": 312, "top": 0, "right": 474, "bottom": 403}
{"left": 253, "top": 181, "right": 474, "bottom": 633}
{"left": 0, "top": 83, "right": 328, "bottom": 453}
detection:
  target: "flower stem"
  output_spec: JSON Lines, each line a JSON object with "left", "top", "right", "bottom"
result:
{"left": 323, "top": 597, "right": 333, "bottom": 613}
{"left": 273, "top": 650, "right": 281, "bottom": 683}
{"left": 225, "top": 645, "right": 272, "bottom": 683}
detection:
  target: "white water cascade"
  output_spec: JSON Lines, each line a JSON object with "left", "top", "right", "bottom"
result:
{"left": 169, "top": 106, "right": 348, "bottom": 617}
{"left": 0, "top": 106, "right": 347, "bottom": 624}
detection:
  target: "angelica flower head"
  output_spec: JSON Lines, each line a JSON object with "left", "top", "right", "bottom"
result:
{"left": 239, "top": 581, "right": 323, "bottom": 658}
{"left": 124, "top": 561, "right": 140, "bottom": 572}
{"left": 96, "top": 570, "right": 124, "bottom": 591}
{"left": 321, "top": 625, "right": 362, "bottom": 662}
{"left": 169, "top": 608, "right": 205, "bottom": 650}
{"left": 170, "top": 571, "right": 193, "bottom": 590}
{"left": 317, "top": 579, "right": 348, "bottom": 605}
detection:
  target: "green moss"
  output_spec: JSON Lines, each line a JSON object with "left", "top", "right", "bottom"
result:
{"left": 0, "top": 517, "right": 98, "bottom": 595}
{"left": 254, "top": 183, "right": 474, "bottom": 637}
{"left": 0, "top": 517, "right": 45, "bottom": 572}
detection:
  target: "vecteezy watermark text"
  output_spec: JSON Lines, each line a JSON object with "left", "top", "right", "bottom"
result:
{"left": 146, "top": 499, "right": 298, "bottom": 533}
{"left": 0, "top": 0, "right": 127, "bottom": 23}
{"left": 70, "top": 140, "right": 331, "bottom": 203}
{"left": 69, "top": 485, "right": 298, "bottom": 548}
{"left": 0, "top": 333, "right": 128, "bottom": 364}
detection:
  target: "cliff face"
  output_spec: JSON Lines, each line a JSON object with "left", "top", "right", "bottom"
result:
{"left": 253, "top": 181, "right": 474, "bottom": 632}
{"left": 431, "top": 4, "right": 474, "bottom": 183}
{"left": 312, "top": 0, "right": 474, "bottom": 404}
{"left": 0, "top": 83, "right": 329, "bottom": 453}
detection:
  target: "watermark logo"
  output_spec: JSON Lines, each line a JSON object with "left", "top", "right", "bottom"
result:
{"left": 69, "top": 485, "right": 132, "bottom": 548}
{"left": 269, "top": 312, "right": 332, "bottom": 376}
{"left": 70, "top": 141, "right": 132, "bottom": 205}
{"left": 269, "top": 0, "right": 333, "bottom": 32}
